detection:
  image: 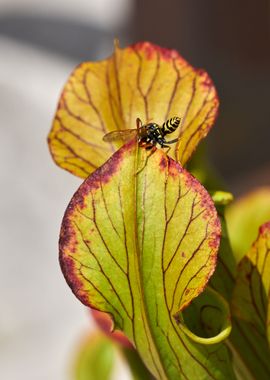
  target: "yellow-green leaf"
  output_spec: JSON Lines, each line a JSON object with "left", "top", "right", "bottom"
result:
{"left": 60, "top": 141, "right": 237, "bottom": 379}
{"left": 209, "top": 201, "right": 270, "bottom": 380}
{"left": 226, "top": 187, "right": 270, "bottom": 263}
{"left": 231, "top": 222, "right": 270, "bottom": 379}
{"left": 48, "top": 41, "right": 218, "bottom": 178}
{"left": 210, "top": 196, "right": 236, "bottom": 301}
{"left": 178, "top": 287, "right": 232, "bottom": 345}
{"left": 74, "top": 333, "right": 115, "bottom": 380}
{"left": 74, "top": 331, "right": 153, "bottom": 380}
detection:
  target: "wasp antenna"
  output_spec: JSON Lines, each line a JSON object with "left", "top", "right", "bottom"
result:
{"left": 136, "top": 118, "right": 142, "bottom": 130}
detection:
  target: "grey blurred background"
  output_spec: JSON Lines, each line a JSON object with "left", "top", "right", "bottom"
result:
{"left": 0, "top": 1, "right": 132, "bottom": 379}
{"left": 0, "top": 0, "right": 269, "bottom": 379}
{"left": 136, "top": 0, "right": 270, "bottom": 193}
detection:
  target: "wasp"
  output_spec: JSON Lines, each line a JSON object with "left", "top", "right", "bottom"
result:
{"left": 103, "top": 116, "right": 181, "bottom": 153}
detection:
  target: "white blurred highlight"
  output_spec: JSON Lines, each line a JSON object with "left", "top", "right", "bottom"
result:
{"left": 0, "top": 0, "right": 133, "bottom": 29}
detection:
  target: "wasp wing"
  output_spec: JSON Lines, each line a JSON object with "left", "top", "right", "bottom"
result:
{"left": 103, "top": 129, "right": 138, "bottom": 143}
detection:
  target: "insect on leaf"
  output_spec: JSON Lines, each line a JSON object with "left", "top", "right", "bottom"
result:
{"left": 60, "top": 141, "right": 236, "bottom": 379}
{"left": 48, "top": 41, "right": 218, "bottom": 178}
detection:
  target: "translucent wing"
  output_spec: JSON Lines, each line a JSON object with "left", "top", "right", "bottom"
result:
{"left": 103, "top": 129, "right": 138, "bottom": 143}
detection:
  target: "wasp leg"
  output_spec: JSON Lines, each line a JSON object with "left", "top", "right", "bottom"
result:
{"left": 136, "top": 144, "right": 157, "bottom": 174}
{"left": 165, "top": 137, "right": 180, "bottom": 144}
{"left": 164, "top": 145, "right": 171, "bottom": 154}
{"left": 161, "top": 137, "right": 180, "bottom": 154}
{"left": 139, "top": 141, "right": 154, "bottom": 150}
{"left": 159, "top": 143, "right": 171, "bottom": 154}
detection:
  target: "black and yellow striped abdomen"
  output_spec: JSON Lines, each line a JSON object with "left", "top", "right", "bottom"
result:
{"left": 161, "top": 117, "right": 181, "bottom": 136}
